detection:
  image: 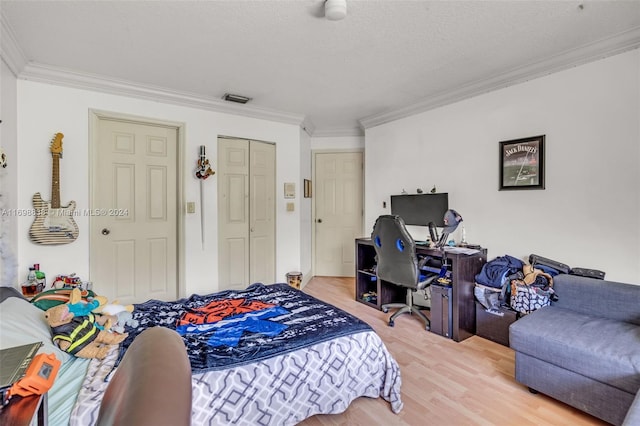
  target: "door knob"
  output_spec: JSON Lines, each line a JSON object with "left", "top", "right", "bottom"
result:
{"left": 317, "top": 219, "right": 323, "bottom": 223}
{"left": 101, "top": 228, "right": 110, "bottom": 235}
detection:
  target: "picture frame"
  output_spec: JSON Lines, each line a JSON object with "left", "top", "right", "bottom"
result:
{"left": 499, "top": 135, "right": 545, "bottom": 190}
{"left": 303, "top": 179, "right": 312, "bottom": 198}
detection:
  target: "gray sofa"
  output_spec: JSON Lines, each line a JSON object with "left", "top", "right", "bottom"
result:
{"left": 509, "top": 274, "right": 640, "bottom": 426}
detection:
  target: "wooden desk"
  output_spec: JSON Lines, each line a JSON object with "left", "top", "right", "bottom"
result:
{"left": 355, "top": 238, "right": 487, "bottom": 342}
{"left": 0, "top": 393, "right": 47, "bottom": 426}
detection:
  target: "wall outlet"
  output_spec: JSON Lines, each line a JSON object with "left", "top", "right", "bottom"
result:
{"left": 186, "top": 202, "right": 196, "bottom": 213}
{"left": 286, "top": 202, "right": 295, "bottom": 212}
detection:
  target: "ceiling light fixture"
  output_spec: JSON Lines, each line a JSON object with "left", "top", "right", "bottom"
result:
{"left": 325, "top": 0, "right": 347, "bottom": 21}
{"left": 222, "top": 93, "right": 252, "bottom": 104}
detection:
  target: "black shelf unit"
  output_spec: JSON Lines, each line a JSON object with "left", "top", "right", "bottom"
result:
{"left": 355, "top": 241, "right": 384, "bottom": 307}
{"left": 355, "top": 237, "right": 487, "bottom": 342}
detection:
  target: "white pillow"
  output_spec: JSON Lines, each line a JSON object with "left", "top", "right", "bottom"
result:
{"left": 0, "top": 296, "right": 70, "bottom": 363}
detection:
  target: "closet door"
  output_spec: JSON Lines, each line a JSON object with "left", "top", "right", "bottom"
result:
{"left": 218, "top": 138, "right": 250, "bottom": 289}
{"left": 249, "top": 141, "right": 275, "bottom": 285}
{"left": 218, "top": 137, "right": 275, "bottom": 290}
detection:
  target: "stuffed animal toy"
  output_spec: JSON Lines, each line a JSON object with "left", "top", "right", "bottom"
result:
{"left": 110, "top": 310, "right": 139, "bottom": 334}
{"left": 92, "top": 301, "right": 137, "bottom": 332}
{"left": 68, "top": 287, "right": 107, "bottom": 310}
{"left": 92, "top": 300, "right": 134, "bottom": 315}
{"left": 44, "top": 303, "right": 127, "bottom": 359}
{"left": 66, "top": 288, "right": 115, "bottom": 330}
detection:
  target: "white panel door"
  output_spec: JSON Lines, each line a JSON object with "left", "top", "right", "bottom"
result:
{"left": 218, "top": 137, "right": 275, "bottom": 290}
{"left": 218, "top": 138, "right": 250, "bottom": 289}
{"left": 249, "top": 141, "right": 275, "bottom": 284}
{"left": 314, "top": 152, "right": 363, "bottom": 277}
{"left": 91, "top": 118, "right": 178, "bottom": 304}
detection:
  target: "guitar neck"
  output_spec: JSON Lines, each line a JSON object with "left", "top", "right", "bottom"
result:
{"left": 51, "top": 153, "right": 60, "bottom": 209}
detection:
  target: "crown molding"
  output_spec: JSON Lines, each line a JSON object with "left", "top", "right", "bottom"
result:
{"left": 360, "top": 27, "right": 640, "bottom": 130}
{"left": 18, "top": 62, "right": 365, "bottom": 137}
{"left": 18, "top": 62, "right": 306, "bottom": 127}
{"left": 0, "top": 13, "right": 27, "bottom": 76}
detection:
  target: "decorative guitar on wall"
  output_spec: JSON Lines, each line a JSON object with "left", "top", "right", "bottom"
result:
{"left": 29, "top": 133, "right": 79, "bottom": 244}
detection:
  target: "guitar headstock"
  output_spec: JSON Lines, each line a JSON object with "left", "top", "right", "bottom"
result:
{"left": 50, "top": 133, "right": 64, "bottom": 156}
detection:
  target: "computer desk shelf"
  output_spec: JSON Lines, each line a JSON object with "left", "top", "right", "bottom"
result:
{"left": 355, "top": 237, "right": 487, "bottom": 342}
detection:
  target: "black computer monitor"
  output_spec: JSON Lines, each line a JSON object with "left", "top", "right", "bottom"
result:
{"left": 390, "top": 193, "right": 449, "bottom": 227}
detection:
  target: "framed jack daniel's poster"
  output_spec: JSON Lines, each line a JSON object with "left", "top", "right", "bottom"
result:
{"left": 499, "top": 135, "right": 545, "bottom": 190}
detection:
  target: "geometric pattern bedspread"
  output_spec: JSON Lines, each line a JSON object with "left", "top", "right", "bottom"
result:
{"left": 70, "top": 330, "right": 403, "bottom": 425}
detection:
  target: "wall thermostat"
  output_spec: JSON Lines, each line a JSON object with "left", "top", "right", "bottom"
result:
{"left": 284, "top": 182, "right": 295, "bottom": 199}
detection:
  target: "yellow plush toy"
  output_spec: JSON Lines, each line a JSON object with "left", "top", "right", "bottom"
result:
{"left": 44, "top": 303, "right": 128, "bottom": 359}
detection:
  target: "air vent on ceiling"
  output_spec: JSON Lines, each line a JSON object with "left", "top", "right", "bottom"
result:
{"left": 222, "top": 93, "right": 252, "bottom": 104}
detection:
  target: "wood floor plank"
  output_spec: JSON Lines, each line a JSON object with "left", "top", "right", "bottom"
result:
{"left": 300, "top": 276, "right": 608, "bottom": 426}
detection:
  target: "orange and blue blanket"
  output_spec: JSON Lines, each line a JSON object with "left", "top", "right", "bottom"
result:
{"left": 117, "top": 283, "right": 371, "bottom": 372}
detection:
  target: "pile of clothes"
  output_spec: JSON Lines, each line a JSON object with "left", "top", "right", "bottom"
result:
{"left": 474, "top": 254, "right": 558, "bottom": 315}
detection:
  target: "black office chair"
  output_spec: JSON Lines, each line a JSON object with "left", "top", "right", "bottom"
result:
{"left": 371, "top": 215, "right": 437, "bottom": 330}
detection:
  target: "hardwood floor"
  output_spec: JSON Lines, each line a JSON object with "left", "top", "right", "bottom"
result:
{"left": 299, "top": 276, "right": 609, "bottom": 426}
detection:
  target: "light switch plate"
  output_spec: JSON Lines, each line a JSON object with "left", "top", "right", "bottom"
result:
{"left": 186, "top": 202, "right": 196, "bottom": 213}
{"left": 286, "top": 202, "right": 295, "bottom": 212}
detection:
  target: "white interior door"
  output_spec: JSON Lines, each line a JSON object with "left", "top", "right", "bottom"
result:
{"left": 91, "top": 116, "right": 178, "bottom": 304}
{"left": 314, "top": 151, "right": 363, "bottom": 277}
{"left": 218, "top": 138, "right": 250, "bottom": 289}
{"left": 218, "top": 137, "right": 275, "bottom": 290}
{"left": 249, "top": 141, "right": 275, "bottom": 284}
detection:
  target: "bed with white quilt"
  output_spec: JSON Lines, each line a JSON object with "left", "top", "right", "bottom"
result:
{"left": 1, "top": 283, "right": 402, "bottom": 425}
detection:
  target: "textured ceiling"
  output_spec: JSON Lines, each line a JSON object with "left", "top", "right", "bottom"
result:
{"left": 2, "top": 0, "right": 640, "bottom": 135}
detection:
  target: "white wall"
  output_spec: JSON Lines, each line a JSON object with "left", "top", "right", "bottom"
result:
{"left": 0, "top": 58, "right": 19, "bottom": 287}
{"left": 15, "top": 81, "right": 303, "bottom": 295}
{"left": 365, "top": 50, "right": 640, "bottom": 284}
{"left": 311, "top": 135, "right": 364, "bottom": 151}
{"left": 299, "top": 128, "right": 312, "bottom": 285}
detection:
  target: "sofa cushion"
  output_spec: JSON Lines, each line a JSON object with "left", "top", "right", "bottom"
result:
{"left": 552, "top": 275, "right": 640, "bottom": 326}
{"left": 510, "top": 306, "right": 640, "bottom": 394}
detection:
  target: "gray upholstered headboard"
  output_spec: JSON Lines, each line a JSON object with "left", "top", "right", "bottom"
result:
{"left": 0, "top": 286, "right": 26, "bottom": 304}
